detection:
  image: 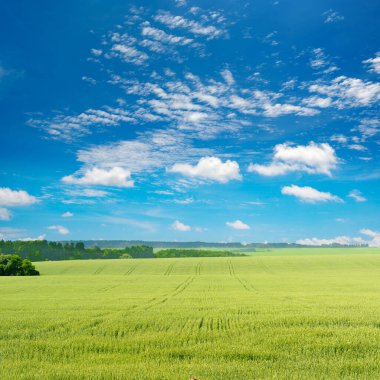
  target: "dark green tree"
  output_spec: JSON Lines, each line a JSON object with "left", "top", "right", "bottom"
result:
{"left": 0, "top": 254, "right": 40, "bottom": 276}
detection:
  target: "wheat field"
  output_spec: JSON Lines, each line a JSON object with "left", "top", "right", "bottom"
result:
{"left": 1, "top": 249, "right": 379, "bottom": 379}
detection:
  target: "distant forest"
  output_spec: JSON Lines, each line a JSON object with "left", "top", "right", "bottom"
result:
{"left": 65, "top": 240, "right": 367, "bottom": 249}
{"left": 0, "top": 241, "right": 245, "bottom": 261}
{"left": 0, "top": 241, "right": 155, "bottom": 261}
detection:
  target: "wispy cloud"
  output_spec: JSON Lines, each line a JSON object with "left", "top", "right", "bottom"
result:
{"left": 47, "top": 225, "right": 70, "bottom": 235}
{"left": 154, "top": 10, "right": 227, "bottom": 40}
{"left": 0, "top": 208, "right": 11, "bottom": 221}
{"left": 363, "top": 52, "right": 380, "bottom": 74}
{"left": 309, "top": 76, "right": 380, "bottom": 108}
{"left": 323, "top": 9, "right": 344, "bottom": 24}
{"left": 348, "top": 190, "right": 367, "bottom": 202}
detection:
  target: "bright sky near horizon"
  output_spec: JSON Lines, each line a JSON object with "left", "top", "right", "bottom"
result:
{"left": 0, "top": 0, "right": 379, "bottom": 245}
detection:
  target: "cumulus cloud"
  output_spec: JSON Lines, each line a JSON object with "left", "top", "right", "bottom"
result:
{"left": 62, "top": 167, "right": 134, "bottom": 188}
{"left": 48, "top": 225, "right": 70, "bottom": 235}
{"left": 281, "top": 185, "right": 343, "bottom": 203}
{"left": 363, "top": 52, "right": 380, "bottom": 74}
{"left": 171, "top": 220, "right": 191, "bottom": 231}
{"left": 62, "top": 212, "right": 74, "bottom": 218}
{"left": 168, "top": 156, "right": 242, "bottom": 183}
{"left": 0, "top": 188, "right": 38, "bottom": 207}
{"left": 348, "top": 190, "right": 367, "bottom": 202}
{"left": 248, "top": 142, "right": 338, "bottom": 177}
{"left": 226, "top": 220, "right": 250, "bottom": 230}
{"left": 0, "top": 208, "right": 11, "bottom": 221}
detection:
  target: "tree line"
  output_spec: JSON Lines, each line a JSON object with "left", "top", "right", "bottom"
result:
{"left": 0, "top": 240, "right": 246, "bottom": 262}
{"left": 0, "top": 240, "right": 154, "bottom": 261}
{"left": 155, "top": 249, "right": 246, "bottom": 258}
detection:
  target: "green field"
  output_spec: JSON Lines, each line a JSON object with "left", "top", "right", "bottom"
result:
{"left": 1, "top": 249, "right": 379, "bottom": 379}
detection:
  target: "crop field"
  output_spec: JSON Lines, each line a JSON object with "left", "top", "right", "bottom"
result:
{"left": 1, "top": 249, "right": 380, "bottom": 379}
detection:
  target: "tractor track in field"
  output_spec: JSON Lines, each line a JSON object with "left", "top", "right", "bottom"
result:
{"left": 228, "top": 259, "right": 257, "bottom": 292}
{"left": 164, "top": 262, "right": 175, "bottom": 276}
{"left": 58, "top": 266, "right": 73, "bottom": 275}
{"left": 123, "top": 265, "right": 137, "bottom": 276}
{"left": 143, "top": 275, "right": 196, "bottom": 310}
{"left": 96, "top": 284, "right": 120, "bottom": 292}
{"left": 93, "top": 265, "right": 106, "bottom": 275}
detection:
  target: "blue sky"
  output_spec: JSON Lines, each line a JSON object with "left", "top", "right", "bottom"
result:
{"left": 0, "top": 0, "right": 379, "bottom": 245}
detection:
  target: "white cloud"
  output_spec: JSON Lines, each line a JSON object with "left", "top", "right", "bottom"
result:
{"left": 347, "top": 144, "right": 367, "bottom": 151}
{"left": 168, "top": 156, "right": 242, "bottom": 183}
{"left": 66, "top": 189, "right": 110, "bottom": 198}
{"left": 298, "top": 229, "right": 380, "bottom": 247}
{"left": 323, "top": 9, "right": 344, "bottom": 23}
{"left": 174, "top": 198, "right": 194, "bottom": 204}
{"left": 62, "top": 167, "right": 134, "bottom": 188}
{"left": 110, "top": 41, "right": 149, "bottom": 65}
{"left": 221, "top": 69, "right": 235, "bottom": 85}
{"left": 226, "top": 220, "right": 250, "bottom": 230}
{"left": 330, "top": 134, "right": 348, "bottom": 144}
{"left": 348, "top": 190, "right": 367, "bottom": 202}
{"left": 48, "top": 225, "right": 70, "bottom": 235}
{"left": 29, "top": 107, "right": 135, "bottom": 142}
{"left": 0, "top": 188, "right": 38, "bottom": 207}
{"left": 302, "top": 96, "right": 332, "bottom": 108}
{"left": 91, "top": 48, "right": 103, "bottom": 56}
{"left": 356, "top": 118, "right": 379, "bottom": 139}
{"left": 248, "top": 142, "right": 338, "bottom": 176}
{"left": 62, "top": 212, "right": 74, "bottom": 218}
{"left": 297, "top": 236, "right": 365, "bottom": 246}
{"left": 141, "top": 25, "right": 193, "bottom": 46}
{"left": 0, "top": 208, "right": 11, "bottom": 221}
{"left": 281, "top": 185, "right": 343, "bottom": 203}
{"left": 175, "top": 0, "right": 187, "bottom": 7}
{"left": 360, "top": 228, "right": 380, "bottom": 247}
{"left": 262, "top": 103, "right": 319, "bottom": 117}
{"left": 363, "top": 52, "right": 380, "bottom": 74}
{"left": 309, "top": 76, "right": 380, "bottom": 108}
{"left": 21, "top": 234, "right": 47, "bottom": 242}
{"left": 154, "top": 11, "right": 226, "bottom": 40}
{"left": 171, "top": 220, "right": 191, "bottom": 231}
{"left": 75, "top": 130, "right": 212, "bottom": 177}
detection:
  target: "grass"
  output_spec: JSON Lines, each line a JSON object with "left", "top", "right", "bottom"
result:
{"left": 1, "top": 249, "right": 379, "bottom": 379}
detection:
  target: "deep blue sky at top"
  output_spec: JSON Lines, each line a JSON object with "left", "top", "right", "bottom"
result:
{"left": 0, "top": 0, "right": 379, "bottom": 244}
